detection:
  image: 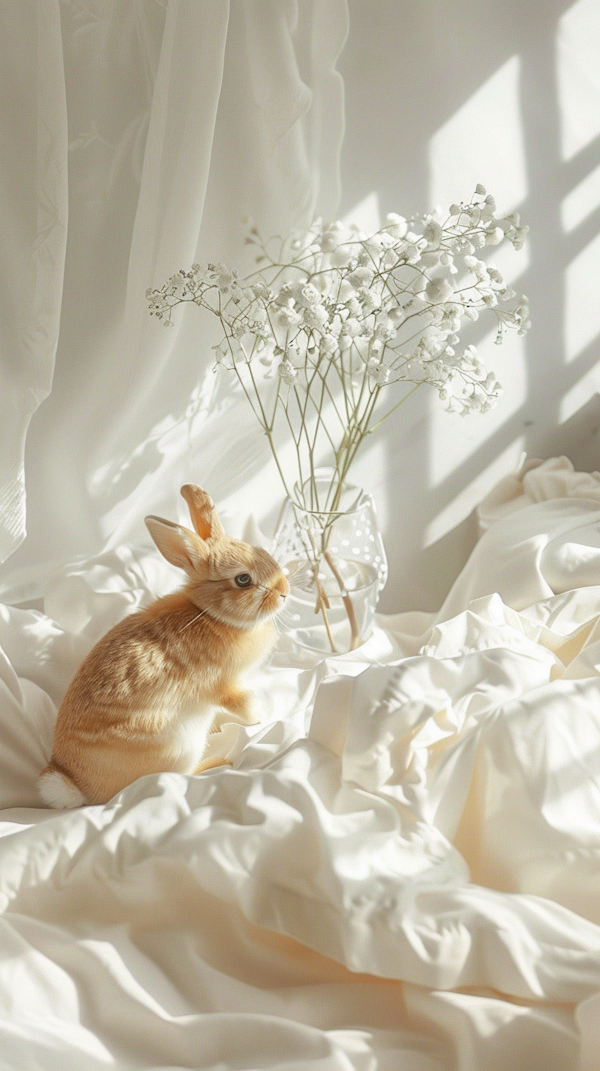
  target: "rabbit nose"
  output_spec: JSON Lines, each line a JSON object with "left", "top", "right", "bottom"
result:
{"left": 276, "top": 576, "right": 290, "bottom": 598}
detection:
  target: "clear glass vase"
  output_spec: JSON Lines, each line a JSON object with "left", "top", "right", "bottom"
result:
{"left": 272, "top": 473, "right": 387, "bottom": 655}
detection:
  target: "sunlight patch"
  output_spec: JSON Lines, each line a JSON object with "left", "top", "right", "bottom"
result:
{"left": 561, "top": 162, "right": 600, "bottom": 232}
{"left": 429, "top": 56, "right": 527, "bottom": 216}
{"left": 557, "top": 0, "right": 600, "bottom": 161}
{"left": 425, "top": 436, "right": 525, "bottom": 547}
{"left": 564, "top": 230, "right": 600, "bottom": 362}
{"left": 341, "top": 190, "right": 381, "bottom": 233}
{"left": 559, "top": 364, "right": 600, "bottom": 424}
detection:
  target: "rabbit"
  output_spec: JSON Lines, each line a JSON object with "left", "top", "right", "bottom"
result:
{"left": 37, "top": 484, "right": 289, "bottom": 808}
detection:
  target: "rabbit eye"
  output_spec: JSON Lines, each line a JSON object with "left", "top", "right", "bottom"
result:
{"left": 234, "top": 573, "right": 253, "bottom": 588}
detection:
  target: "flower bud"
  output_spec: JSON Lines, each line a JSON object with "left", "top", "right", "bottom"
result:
{"left": 485, "top": 227, "right": 504, "bottom": 246}
{"left": 425, "top": 277, "right": 454, "bottom": 304}
{"left": 385, "top": 212, "right": 408, "bottom": 238}
{"left": 348, "top": 266, "right": 374, "bottom": 288}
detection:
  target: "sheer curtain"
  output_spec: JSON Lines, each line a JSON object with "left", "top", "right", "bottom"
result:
{"left": 0, "top": 0, "right": 348, "bottom": 598}
{"left": 0, "top": 2, "right": 67, "bottom": 567}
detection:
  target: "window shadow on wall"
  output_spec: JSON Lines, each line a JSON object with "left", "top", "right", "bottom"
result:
{"left": 338, "top": 0, "right": 600, "bottom": 612}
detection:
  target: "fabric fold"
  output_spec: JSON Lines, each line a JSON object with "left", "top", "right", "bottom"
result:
{"left": 0, "top": 1, "right": 68, "bottom": 564}
{"left": 1, "top": 459, "right": 600, "bottom": 1065}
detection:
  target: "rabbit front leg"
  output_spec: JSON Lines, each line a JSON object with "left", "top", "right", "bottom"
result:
{"left": 218, "top": 684, "right": 261, "bottom": 725}
{"left": 194, "top": 755, "right": 233, "bottom": 774}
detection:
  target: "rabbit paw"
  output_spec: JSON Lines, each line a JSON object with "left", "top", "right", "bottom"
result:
{"left": 219, "top": 687, "right": 262, "bottom": 725}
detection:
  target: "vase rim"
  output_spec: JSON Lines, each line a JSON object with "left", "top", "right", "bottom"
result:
{"left": 290, "top": 503, "right": 365, "bottom": 518}
{"left": 290, "top": 488, "right": 370, "bottom": 519}
{"left": 288, "top": 468, "right": 373, "bottom": 517}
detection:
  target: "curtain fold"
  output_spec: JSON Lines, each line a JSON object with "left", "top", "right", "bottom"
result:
{"left": 0, "top": 1, "right": 67, "bottom": 564}
{"left": 89, "top": 0, "right": 232, "bottom": 488}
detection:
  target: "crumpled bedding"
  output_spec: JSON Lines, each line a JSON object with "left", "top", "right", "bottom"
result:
{"left": 2, "top": 457, "right": 600, "bottom": 1070}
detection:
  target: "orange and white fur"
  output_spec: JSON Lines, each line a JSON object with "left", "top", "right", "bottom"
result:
{"left": 37, "top": 484, "right": 289, "bottom": 807}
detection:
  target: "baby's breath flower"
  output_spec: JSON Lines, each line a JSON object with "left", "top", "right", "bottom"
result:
{"left": 211, "top": 263, "right": 237, "bottom": 292}
{"left": 385, "top": 212, "right": 408, "bottom": 238}
{"left": 402, "top": 242, "right": 421, "bottom": 264}
{"left": 374, "top": 314, "right": 397, "bottom": 341}
{"left": 320, "top": 334, "right": 338, "bottom": 355}
{"left": 274, "top": 283, "right": 294, "bottom": 306}
{"left": 426, "top": 277, "right": 454, "bottom": 304}
{"left": 278, "top": 359, "right": 298, "bottom": 384}
{"left": 347, "top": 266, "right": 374, "bottom": 288}
{"left": 330, "top": 246, "right": 358, "bottom": 269}
{"left": 295, "top": 282, "right": 321, "bottom": 307}
{"left": 345, "top": 296, "right": 362, "bottom": 317}
{"left": 482, "top": 292, "right": 498, "bottom": 308}
{"left": 371, "top": 364, "right": 391, "bottom": 385}
{"left": 276, "top": 306, "right": 302, "bottom": 328}
{"left": 303, "top": 304, "right": 328, "bottom": 329}
{"left": 252, "top": 281, "right": 272, "bottom": 299}
{"left": 423, "top": 219, "right": 443, "bottom": 248}
{"left": 420, "top": 251, "right": 441, "bottom": 269}
{"left": 149, "top": 188, "right": 529, "bottom": 508}
{"left": 343, "top": 317, "right": 362, "bottom": 338}
{"left": 485, "top": 226, "right": 504, "bottom": 245}
{"left": 512, "top": 226, "right": 529, "bottom": 250}
{"left": 319, "top": 221, "right": 346, "bottom": 252}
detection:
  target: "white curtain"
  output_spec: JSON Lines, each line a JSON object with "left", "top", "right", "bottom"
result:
{"left": 0, "top": 0, "right": 348, "bottom": 598}
{"left": 0, "top": 2, "right": 67, "bottom": 566}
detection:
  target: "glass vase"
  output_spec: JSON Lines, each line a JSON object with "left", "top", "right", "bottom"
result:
{"left": 272, "top": 473, "right": 387, "bottom": 655}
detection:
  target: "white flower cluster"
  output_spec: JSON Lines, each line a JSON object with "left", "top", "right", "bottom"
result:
{"left": 148, "top": 187, "right": 529, "bottom": 419}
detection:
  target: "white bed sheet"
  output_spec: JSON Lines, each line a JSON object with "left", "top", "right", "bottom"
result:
{"left": 1, "top": 457, "right": 600, "bottom": 1070}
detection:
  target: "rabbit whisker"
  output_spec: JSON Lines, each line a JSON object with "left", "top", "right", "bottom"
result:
{"left": 181, "top": 608, "right": 210, "bottom": 631}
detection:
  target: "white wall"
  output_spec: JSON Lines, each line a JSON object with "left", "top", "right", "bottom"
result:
{"left": 337, "top": 0, "right": 600, "bottom": 611}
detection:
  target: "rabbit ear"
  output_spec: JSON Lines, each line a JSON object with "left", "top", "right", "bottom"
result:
{"left": 180, "top": 484, "right": 226, "bottom": 543}
{"left": 145, "top": 516, "right": 207, "bottom": 574}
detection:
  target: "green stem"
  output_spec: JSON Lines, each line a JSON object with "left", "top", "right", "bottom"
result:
{"left": 366, "top": 382, "right": 421, "bottom": 436}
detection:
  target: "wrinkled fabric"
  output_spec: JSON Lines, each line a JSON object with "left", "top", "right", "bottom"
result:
{"left": 0, "top": 458, "right": 598, "bottom": 1067}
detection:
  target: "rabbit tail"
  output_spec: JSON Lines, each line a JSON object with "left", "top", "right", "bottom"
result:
{"left": 37, "top": 762, "right": 86, "bottom": 809}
